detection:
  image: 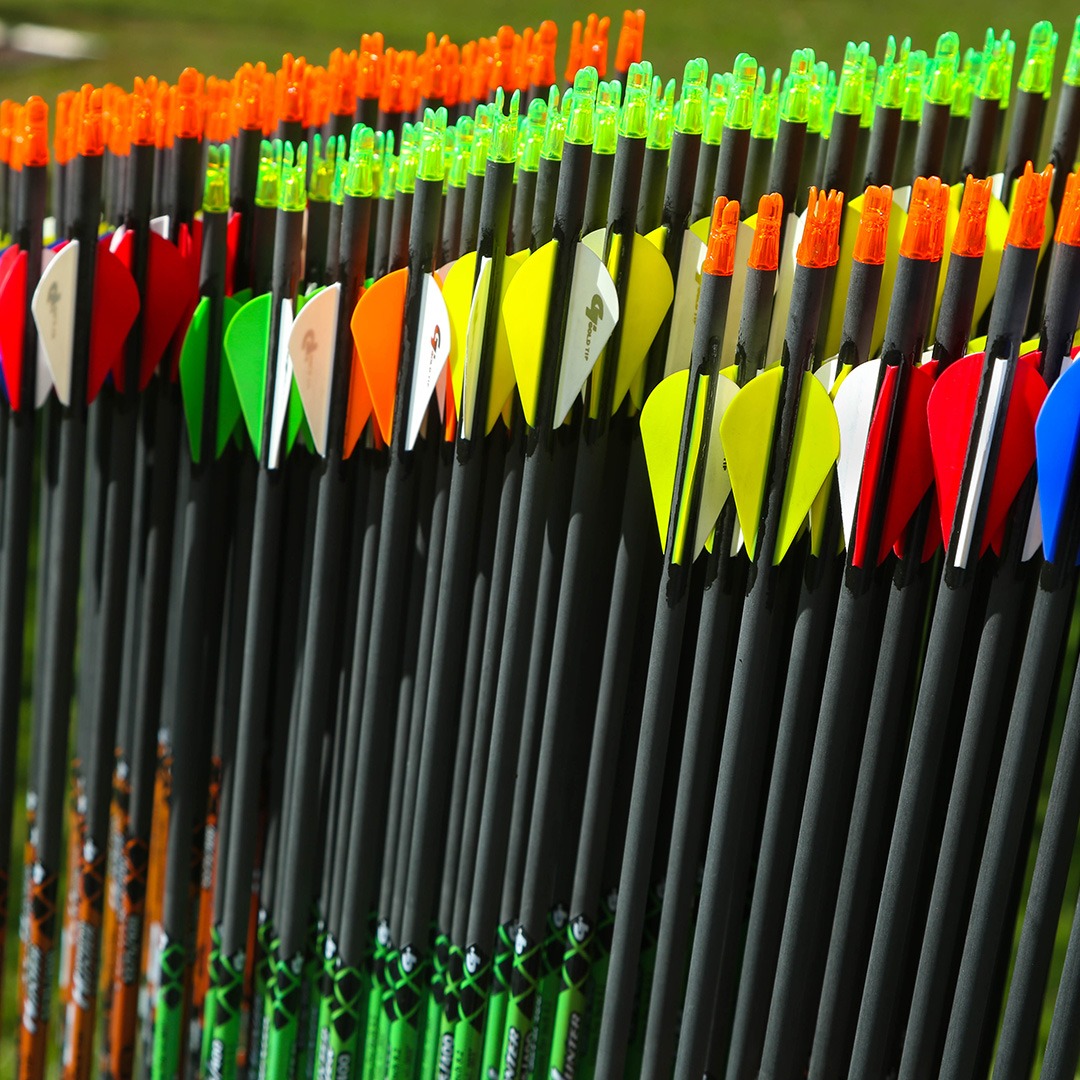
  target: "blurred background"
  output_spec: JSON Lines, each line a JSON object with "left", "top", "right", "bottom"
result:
{"left": 0, "top": 1, "right": 1079, "bottom": 102}
{"left": 2, "top": 1, "right": 1080, "bottom": 1076}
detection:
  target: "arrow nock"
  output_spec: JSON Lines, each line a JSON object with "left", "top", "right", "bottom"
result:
{"left": 702, "top": 196, "right": 740, "bottom": 276}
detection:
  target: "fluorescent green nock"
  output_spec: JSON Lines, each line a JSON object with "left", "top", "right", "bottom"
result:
{"left": 925, "top": 31, "right": 960, "bottom": 106}
{"left": 541, "top": 86, "right": 566, "bottom": 160}
{"left": 779, "top": 49, "right": 814, "bottom": 125}
{"left": 860, "top": 58, "right": 876, "bottom": 126}
{"left": 255, "top": 138, "right": 283, "bottom": 208}
{"left": 566, "top": 66, "right": 599, "bottom": 146}
{"left": 469, "top": 102, "right": 493, "bottom": 176}
{"left": 675, "top": 58, "right": 708, "bottom": 135}
{"left": 875, "top": 36, "right": 908, "bottom": 110}
{"left": 449, "top": 116, "right": 472, "bottom": 188}
{"left": 1000, "top": 34, "right": 1017, "bottom": 110}
{"left": 518, "top": 97, "right": 547, "bottom": 172}
{"left": 951, "top": 50, "right": 977, "bottom": 118}
{"left": 752, "top": 68, "right": 781, "bottom": 139}
{"left": 820, "top": 68, "right": 838, "bottom": 138}
{"left": 901, "top": 51, "right": 927, "bottom": 121}
{"left": 976, "top": 31, "right": 1012, "bottom": 103}
{"left": 345, "top": 125, "right": 375, "bottom": 198}
{"left": 1018, "top": 20, "right": 1058, "bottom": 96}
{"left": 417, "top": 107, "right": 448, "bottom": 182}
{"left": 620, "top": 61, "right": 652, "bottom": 140}
{"left": 648, "top": 79, "right": 676, "bottom": 150}
{"left": 1065, "top": 17, "right": 1080, "bottom": 86}
{"left": 807, "top": 61, "right": 829, "bottom": 134}
{"left": 279, "top": 141, "right": 307, "bottom": 212}
{"left": 836, "top": 41, "right": 870, "bottom": 115}
{"left": 725, "top": 53, "right": 757, "bottom": 130}
{"left": 396, "top": 123, "right": 419, "bottom": 193}
{"left": 490, "top": 89, "right": 520, "bottom": 164}
{"left": 203, "top": 143, "right": 230, "bottom": 213}
{"left": 703, "top": 73, "right": 730, "bottom": 145}
{"left": 593, "top": 82, "right": 618, "bottom": 154}
{"left": 379, "top": 131, "right": 398, "bottom": 199}
{"left": 308, "top": 134, "right": 338, "bottom": 203}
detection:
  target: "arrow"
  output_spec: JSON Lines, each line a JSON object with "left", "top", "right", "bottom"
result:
{"left": 670, "top": 186, "right": 842, "bottom": 1080}
{"left": 935, "top": 169, "right": 1080, "bottom": 1080}
{"left": 203, "top": 136, "right": 308, "bottom": 1077}
{"left": 0, "top": 97, "right": 47, "bottom": 1026}
{"left": 848, "top": 161, "right": 1054, "bottom": 1080}
{"left": 722, "top": 183, "right": 894, "bottom": 1080}
{"left": 19, "top": 85, "right": 108, "bottom": 1080}
{"left": 500, "top": 62, "right": 675, "bottom": 1079}
{"left": 810, "top": 173, "right": 996, "bottom": 1079}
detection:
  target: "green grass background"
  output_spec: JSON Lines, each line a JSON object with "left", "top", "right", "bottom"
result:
{"left": 2, "top": 1, "right": 1080, "bottom": 1076}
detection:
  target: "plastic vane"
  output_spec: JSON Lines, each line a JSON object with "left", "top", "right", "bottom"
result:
{"left": 405, "top": 273, "right": 452, "bottom": 451}
{"left": 1036, "top": 357, "right": 1080, "bottom": 564}
{"left": 31, "top": 240, "right": 78, "bottom": 405}
{"left": 720, "top": 366, "right": 840, "bottom": 562}
{"left": 663, "top": 217, "right": 710, "bottom": 378}
{"left": 928, "top": 350, "right": 1047, "bottom": 568}
{"left": 352, "top": 265, "right": 407, "bottom": 444}
{"left": 289, "top": 282, "right": 341, "bottom": 456}
{"left": 641, "top": 369, "right": 739, "bottom": 557}
{"left": 178, "top": 294, "right": 243, "bottom": 463}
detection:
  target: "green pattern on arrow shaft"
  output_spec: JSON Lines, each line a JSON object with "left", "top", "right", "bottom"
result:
{"left": 204, "top": 948, "right": 245, "bottom": 1080}
{"left": 531, "top": 906, "right": 569, "bottom": 1078}
{"left": 360, "top": 937, "right": 387, "bottom": 1080}
{"left": 151, "top": 935, "right": 186, "bottom": 1080}
{"left": 421, "top": 934, "right": 449, "bottom": 1080}
{"left": 249, "top": 917, "right": 273, "bottom": 1076}
{"left": 499, "top": 928, "right": 543, "bottom": 1080}
{"left": 479, "top": 924, "right": 513, "bottom": 1080}
{"left": 263, "top": 944, "right": 304, "bottom": 1079}
{"left": 549, "top": 914, "right": 594, "bottom": 1080}
{"left": 201, "top": 926, "right": 222, "bottom": 1071}
{"left": 385, "top": 944, "right": 428, "bottom": 1080}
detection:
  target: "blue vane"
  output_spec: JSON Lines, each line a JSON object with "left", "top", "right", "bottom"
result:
{"left": 1036, "top": 358, "right": 1080, "bottom": 565}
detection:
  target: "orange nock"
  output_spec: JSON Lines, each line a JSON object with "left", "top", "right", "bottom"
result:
{"left": 853, "top": 185, "right": 893, "bottom": 265}
{"left": 77, "top": 85, "right": 105, "bottom": 157}
{"left": 899, "top": 176, "right": 949, "bottom": 261}
{"left": 277, "top": 54, "right": 306, "bottom": 125}
{"left": 1006, "top": 162, "right": 1054, "bottom": 249}
{"left": 748, "top": 192, "right": 784, "bottom": 271}
{"left": 797, "top": 188, "right": 843, "bottom": 268}
{"left": 108, "top": 91, "right": 131, "bottom": 157}
{"left": 174, "top": 67, "right": 203, "bottom": 140}
{"left": 329, "top": 49, "right": 358, "bottom": 117}
{"left": 584, "top": 14, "right": 611, "bottom": 78}
{"left": 615, "top": 9, "right": 645, "bottom": 73}
{"left": 565, "top": 20, "right": 584, "bottom": 84}
{"left": 22, "top": 97, "right": 49, "bottom": 168}
{"left": 952, "top": 175, "right": 993, "bottom": 257}
{"left": 703, "top": 196, "right": 741, "bottom": 276}
{"left": 0, "top": 101, "right": 15, "bottom": 166}
{"left": 54, "top": 91, "right": 75, "bottom": 165}
{"left": 1055, "top": 172, "right": 1080, "bottom": 247}
{"left": 358, "top": 34, "right": 385, "bottom": 100}
{"left": 531, "top": 21, "right": 558, "bottom": 87}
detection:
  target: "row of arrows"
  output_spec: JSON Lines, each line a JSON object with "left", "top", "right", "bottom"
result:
{"left": 2, "top": 12, "right": 1080, "bottom": 1080}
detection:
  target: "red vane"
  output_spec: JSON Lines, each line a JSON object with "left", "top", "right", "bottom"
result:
{"left": 88, "top": 237, "right": 140, "bottom": 402}
{"left": 928, "top": 351, "right": 1047, "bottom": 555}
{"left": 0, "top": 248, "right": 28, "bottom": 410}
{"left": 852, "top": 364, "right": 935, "bottom": 567}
